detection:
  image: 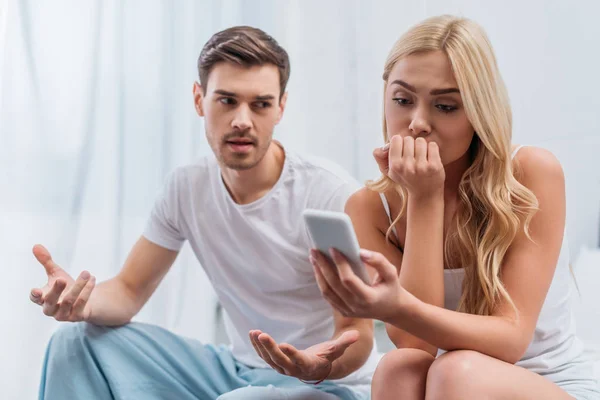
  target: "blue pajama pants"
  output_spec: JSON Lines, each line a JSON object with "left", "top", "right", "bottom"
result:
{"left": 38, "top": 322, "right": 368, "bottom": 400}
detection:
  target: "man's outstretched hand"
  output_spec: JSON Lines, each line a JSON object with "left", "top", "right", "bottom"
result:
{"left": 248, "top": 329, "right": 359, "bottom": 382}
{"left": 29, "top": 244, "right": 96, "bottom": 322}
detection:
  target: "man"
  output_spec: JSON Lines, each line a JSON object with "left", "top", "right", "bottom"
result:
{"left": 30, "top": 26, "right": 378, "bottom": 400}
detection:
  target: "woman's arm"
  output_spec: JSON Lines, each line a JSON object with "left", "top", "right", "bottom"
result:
{"left": 316, "top": 147, "right": 565, "bottom": 364}
{"left": 345, "top": 187, "right": 441, "bottom": 356}
{"left": 385, "top": 147, "right": 565, "bottom": 363}
{"left": 400, "top": 193, "right": 445, "bottom": 314}
{"left": 348, "top": 138, "right": 447, "bottom": 355}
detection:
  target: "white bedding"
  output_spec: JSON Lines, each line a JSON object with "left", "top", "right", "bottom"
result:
{"left": 573, "top": 248, "right": 600, "bottom": 381}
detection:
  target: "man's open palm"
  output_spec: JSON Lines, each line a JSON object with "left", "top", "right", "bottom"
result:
{"left": 29, "top": 244, "right": 96, "bottom": 322}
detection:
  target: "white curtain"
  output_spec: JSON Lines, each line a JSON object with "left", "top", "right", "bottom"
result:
{"left": 2, "top": 1, "right": 600, "bottom": 398}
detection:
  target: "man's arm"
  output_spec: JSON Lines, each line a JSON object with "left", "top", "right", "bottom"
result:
{"left": 31, "top": 236, "right": 179, "bottom": 326}
{"left": 85, "top": 237, "right": 179, "bottom": 325}
{"left": 326, "top": 312, "right": 373, "bottom": 379}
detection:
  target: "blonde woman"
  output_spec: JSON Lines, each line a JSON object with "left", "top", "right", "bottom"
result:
{"left": 309, "top": 15, "right": 599, "bottom": 400}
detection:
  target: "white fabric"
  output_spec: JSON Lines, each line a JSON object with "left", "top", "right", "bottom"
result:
{"left": 378, "top": 192, "right": 398, "bottom": 240}
{"left": 5, "top": 2, "right": 600, "bottom": 399}
{"left": 143, "top": 145, "right": 380, "bottom": 387}
{"left": 572, "top": 247, "right": 600, "bottom": 381}
{"left": 379, "top": 146, "right": 599, "bottom": 392}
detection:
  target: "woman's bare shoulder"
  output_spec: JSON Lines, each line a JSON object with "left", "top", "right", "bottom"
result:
{"left": 346, "top": 187, "right": 392, "bottom": 229}
{"left": 513, "top": 145, "right": 564, "bottom": 186}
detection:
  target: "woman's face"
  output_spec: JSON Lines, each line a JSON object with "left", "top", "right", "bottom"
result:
{"left": 384, "top": 50, "right": 475, "bottom": 165}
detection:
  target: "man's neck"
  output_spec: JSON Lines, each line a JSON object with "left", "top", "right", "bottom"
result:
{"left": 220, "top": 141, "right": 286, "bottom": 205}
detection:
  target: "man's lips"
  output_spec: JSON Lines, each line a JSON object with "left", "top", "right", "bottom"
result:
{"left": 226, "top": 139, "right": 254, "bottom": 145}
{"left": 225, "top": 140, "right": 255, "bottom": 152}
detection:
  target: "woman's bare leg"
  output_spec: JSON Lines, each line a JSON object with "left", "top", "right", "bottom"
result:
{"left": 372, "top": 348, "right": 435, "bottom": 400}
{"left": 425, "top": 350, "right": 575, "bottom": 400}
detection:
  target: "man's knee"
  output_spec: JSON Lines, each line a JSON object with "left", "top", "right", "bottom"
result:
{"left": 48, "top": 322, "right": 123, "bottom": 361}
{"left": 49, "top": 322, "right": 89, "bottom": 352}
{"left": 51, "top": 322, "right": 108, "bottom": 344}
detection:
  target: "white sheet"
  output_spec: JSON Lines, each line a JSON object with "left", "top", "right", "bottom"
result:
{"left": 573, "top": 248, "right": 600, "bottom": 380}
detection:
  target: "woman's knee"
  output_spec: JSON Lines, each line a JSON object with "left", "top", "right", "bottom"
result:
{"left": 426, "top": 350, "right": 483, "bottom": 400}
{"left": 372, "top": 348, "right": 435, "bottom": 399}
{"left": 374, "top": 348, "right": 435, "bottom": 381}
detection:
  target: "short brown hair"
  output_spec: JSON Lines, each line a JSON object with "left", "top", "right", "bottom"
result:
{"left": 197, "top": 26, "right": 290, "bottom": 98}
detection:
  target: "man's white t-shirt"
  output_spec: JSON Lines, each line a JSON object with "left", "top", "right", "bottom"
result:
{"left": 143, "top": 146, "right": 379, "bottom": 386}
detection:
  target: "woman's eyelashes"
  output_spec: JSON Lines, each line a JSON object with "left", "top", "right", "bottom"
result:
{"left": 391, "top": 96, "right": 458, "bottom": 114}
{"left": 435, "top": 103, "right": 458, "bottom": 113}
{"left": 392, "top": 97, "right": 411, "bottom": 106}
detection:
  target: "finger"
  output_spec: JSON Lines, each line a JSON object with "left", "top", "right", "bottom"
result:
{"left": 329, "top": 249, "right": 371, "bottom": 299}
{"left": 428, "top": 141, "right": 442, "bottom": 164}
{"left": 252, "top": 332, "right": 285, "bottom": 374}
{"left": 250, "top": 331, "right": 277, "bottom": 369}
{"left": 311, "top": 250, "right": 356, "bottom": 306}
{"left": 312, "top": 249, "right": 356, "bottom": 299}
{"left": 249, "top": 330, "right": 268, "bottom": 361}
{"left": 373, "top": 145, "right": 390, "bottom": 176}
{"left": 312, "top": 263, "right": 353, "bottom": 315}
{"left": 402, "top": 136, "right": 415, "bottom": 159}
{"left": 54, "top": 272, "right": 90, "bottom": 321}
{"left": 360, "top": 249, "right": 397, "bottom": 282}
{"left": 415, "top": 137, "right": 428, "bottom": 164}
{"left": 258, "top": 333, "right": 295, "bottom": 372}
{"left": 29, "top": 288, "right": 44, "bottom": 305}
{"left": 60, "top": 271, "right": 91, "bottom": 307}
{"left": 249, "top": 330, "right": 268, "bottom": 360}
{"left": 371, "top": 272, "right": 384, "bottom": 286}
{"left": 333, "top": 330, "right": 360, "bottom": 349}
{"left": 328, "top": 330, "right": 360, "bottom": 360}
{"left": 279, "top": 343, "right": 307, "bottom": 367}
{"left": 388, "top": 135, "right": 403, "bottom": 167}
{"left": 32, "top": 244, "right": 61, "bottom": 276}
{"left": 329, "top": 248, "right": 369, "bottom": 290}
{"left": 42, "top": 279, "right": 67, "bottom": 316}
{"left": 248, "top": 330, "right": 264, "bottom": 356}
{"left": 71, "top": 276, "right": 96, "bottom": 321}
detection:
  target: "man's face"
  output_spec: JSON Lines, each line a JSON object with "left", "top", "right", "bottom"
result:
{"left": 194, "top": 63, "right": 287, "bottom": 170}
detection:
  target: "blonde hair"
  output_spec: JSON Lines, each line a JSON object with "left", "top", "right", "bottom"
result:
{"left": 368, "top": 15, "right": 539, "bottom": 316}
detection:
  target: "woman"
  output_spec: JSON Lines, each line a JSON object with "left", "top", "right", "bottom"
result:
{"left": 309, "top": 15, "right": 599, "bottom": 399}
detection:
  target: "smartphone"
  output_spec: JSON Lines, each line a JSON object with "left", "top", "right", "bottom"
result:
{"left": 303, "top": 208, "right": 370, "bottom": 284}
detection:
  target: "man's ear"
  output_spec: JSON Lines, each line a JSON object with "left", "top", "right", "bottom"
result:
{"left": 275, "top": 91, "right": 288, "bottom": 125}
{"left": 193, "top": 82, "right": 205, "bottom": 117}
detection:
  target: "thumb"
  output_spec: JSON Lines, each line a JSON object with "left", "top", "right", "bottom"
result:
{"left": 373, "top": 145, "right": 390, "bottom": 176}
{"left": 359, "top": 249, "right": 397, "bottom": 282}
{"left": 332, "top": 330, "right": 360, "bottom": 352}
{"left": 371, "top": 272, "right": 383, "bottom": 286}
{"left": 327, "top": 330, "right": 360, "bottom": 360}
{"left": 32, "top": 244, "right": 62, "bottom": 277}
{"left": 334, "top": 330, "right": 360, "bottom": 348}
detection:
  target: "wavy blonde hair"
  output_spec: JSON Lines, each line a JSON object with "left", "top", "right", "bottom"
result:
{"left": 368, "top": 15, "right": 539, "bottom": 316}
